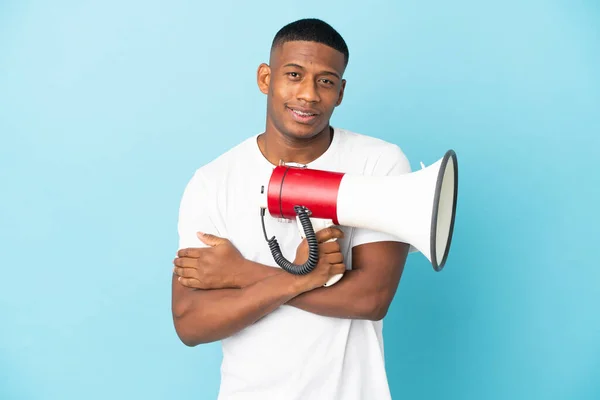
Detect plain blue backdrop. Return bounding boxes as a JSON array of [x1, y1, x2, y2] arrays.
[[1, 1, 599, 399]]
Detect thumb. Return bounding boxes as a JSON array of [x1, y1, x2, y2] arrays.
[[197, 232, 226, 247]]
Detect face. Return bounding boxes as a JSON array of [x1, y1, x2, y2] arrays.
[[257, 40, 347, 141]]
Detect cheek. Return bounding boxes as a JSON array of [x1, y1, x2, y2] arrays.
[[271, 79, 294, 99], [274, 86, 292, 104], [326, 90, 343, 109]]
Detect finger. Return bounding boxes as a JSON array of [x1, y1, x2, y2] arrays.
[[177, 248, 203, 258], [315, 227, 344, 243], [326, 252, 344, 265], [178, 277, 205, 289], [173, 257, 199, 268], [332, 263, 346, 275], [319, 241, 340, 254], [197, 232, 227, 247], [173, 266, 200, 279]]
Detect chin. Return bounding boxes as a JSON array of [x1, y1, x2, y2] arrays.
[[283, 123, 327, 141], [285, 129, 318, 140]]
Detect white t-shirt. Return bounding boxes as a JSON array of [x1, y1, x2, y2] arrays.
[[177, 127, 412, 400]]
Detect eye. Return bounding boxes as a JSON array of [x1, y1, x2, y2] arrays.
[[287, 72, 301, 79], [320, 78, 335, 86]]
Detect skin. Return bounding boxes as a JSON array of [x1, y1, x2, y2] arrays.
[[171, 40, 409, 347], [256, 40, 347, 165]]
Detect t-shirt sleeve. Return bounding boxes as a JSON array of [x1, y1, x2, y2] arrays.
[[177, 170, 221, 251], [350, 145, 412, 248]]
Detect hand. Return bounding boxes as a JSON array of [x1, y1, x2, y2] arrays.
[[292, 227, 346, 291], [173, 232, 246, 290]]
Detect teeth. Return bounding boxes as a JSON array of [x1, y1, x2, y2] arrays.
[[293, 109, 315, 116]]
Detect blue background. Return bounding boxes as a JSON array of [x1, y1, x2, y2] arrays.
[[1, 1, 599, 399]]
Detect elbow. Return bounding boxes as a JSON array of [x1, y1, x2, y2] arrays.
[[172, 300, 212, 347], [175, 327, 198, 347], [179, 335, 204, 348], [364, 293, 392, 321], [173, 310, 200, 347], [369, 304, 389, 321], [174, 317, 214, 347]]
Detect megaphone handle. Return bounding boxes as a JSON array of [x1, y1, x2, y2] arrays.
[[296, 217, 345, 287]]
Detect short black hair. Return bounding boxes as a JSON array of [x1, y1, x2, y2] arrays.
[[271, 18, 349, 66]]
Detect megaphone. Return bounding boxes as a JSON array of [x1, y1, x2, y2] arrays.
[[258, 149, 458, 286]]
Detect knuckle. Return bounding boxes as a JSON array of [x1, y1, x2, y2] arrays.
[[317, 228, 329, 241]]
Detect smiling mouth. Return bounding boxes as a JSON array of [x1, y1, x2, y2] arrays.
[[286, 106, 319, 123]]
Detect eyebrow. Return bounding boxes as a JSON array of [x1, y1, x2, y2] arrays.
[[282, 63, 341, 79]]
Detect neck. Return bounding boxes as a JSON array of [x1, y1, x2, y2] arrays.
[[258, 123, 333, 166]]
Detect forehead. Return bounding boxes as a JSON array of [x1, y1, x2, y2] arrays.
[[271, 40, 346, 74]]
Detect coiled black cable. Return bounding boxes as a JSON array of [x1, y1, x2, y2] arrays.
[[261, 205, 319, 275]]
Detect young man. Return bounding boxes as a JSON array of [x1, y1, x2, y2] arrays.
[[172, 18, 411, 400]]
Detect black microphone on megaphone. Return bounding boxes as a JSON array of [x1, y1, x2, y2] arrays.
[[258, 150, 458, 287]]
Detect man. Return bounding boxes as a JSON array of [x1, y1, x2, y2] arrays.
[[172, 18, 411, 400]]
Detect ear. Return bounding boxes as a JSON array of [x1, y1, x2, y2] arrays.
[[257, 63, 271, 95], [335, 79, 346, 107]]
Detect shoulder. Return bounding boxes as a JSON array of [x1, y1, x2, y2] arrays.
[[178, 134, 259, 203], [334, 127, 412, 175], [187, 134, 258, 184]]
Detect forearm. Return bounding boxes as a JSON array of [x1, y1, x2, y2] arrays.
[[173, 272, 306, 346], [286, 269, 384, 319], [239, 260, 384, 320]]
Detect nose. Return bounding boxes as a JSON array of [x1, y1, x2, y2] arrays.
[[296, 79, 320, 103]]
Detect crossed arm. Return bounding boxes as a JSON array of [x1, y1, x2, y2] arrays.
[[172, 148, 411, 346], [171, 239, 409, 346], [234, 241, 408, 319]]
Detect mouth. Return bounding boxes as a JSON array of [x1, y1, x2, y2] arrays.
[[286, 106, 320, 124]]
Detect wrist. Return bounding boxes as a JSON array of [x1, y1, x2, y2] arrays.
[[236, 258, 283, 288], [233, 258, 253, 288], [235, 258, 314, 296], [284, 273, 314, 297], [257, 263, 313, 296]]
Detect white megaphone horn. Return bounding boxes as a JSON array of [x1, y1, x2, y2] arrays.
[[258, 150, 458, 287]]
